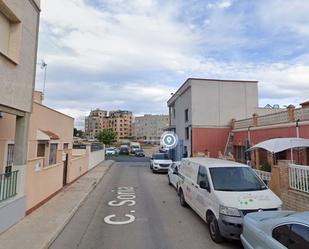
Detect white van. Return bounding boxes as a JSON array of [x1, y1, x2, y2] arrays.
[[178, 157, 282, 243]]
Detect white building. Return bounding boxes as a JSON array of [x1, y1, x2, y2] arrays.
[[167, 78, 258, 159], [134, 114, 169, 142]]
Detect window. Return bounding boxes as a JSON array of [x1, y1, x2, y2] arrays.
[[5, 144, 14, 174], [209, 167, 267, 191], [183, 146, 188, 158], [185, 109, 188, 122], [173, 107, 176, 119], [0, 4, 21, 63], [37, 143, 46, 157], [49, 144, 58, 165], [272, 224, 291, 247], [0, 11, 10, 54], [185, 127, 189, 140], [197, 166, 209, 186], [63, 143, 69, 150], [289, 224, 309, 249]]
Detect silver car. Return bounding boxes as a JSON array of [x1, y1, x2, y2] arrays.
[[241, 211, 309, 249]]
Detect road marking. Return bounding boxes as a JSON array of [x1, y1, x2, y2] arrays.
[[104, 214, 136, 225], [104, 187, 136, 225]]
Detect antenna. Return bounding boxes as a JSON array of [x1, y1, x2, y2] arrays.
[[41, 60, 48, 97]]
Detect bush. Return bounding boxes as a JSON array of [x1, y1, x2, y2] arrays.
[[260, 162, 271, 172]]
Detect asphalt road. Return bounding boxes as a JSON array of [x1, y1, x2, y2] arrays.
[[50, 158, 243, 249]]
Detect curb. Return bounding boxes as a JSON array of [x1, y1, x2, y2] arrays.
[[43, 161, 114, 249]]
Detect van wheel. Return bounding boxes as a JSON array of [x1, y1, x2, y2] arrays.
[[179, 189, 187, 207], [208, 214, 223, 243]]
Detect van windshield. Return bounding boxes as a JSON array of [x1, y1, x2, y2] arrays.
[[209, 167, 267, 191]]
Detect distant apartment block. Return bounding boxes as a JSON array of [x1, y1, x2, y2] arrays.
[[167, 78, 258, 160], [0, 0, 41, 233], [134, 114, 169, 142], [85, 109, 107, 138], [106, 110, 133, 141], [85, 109, 134, 142]]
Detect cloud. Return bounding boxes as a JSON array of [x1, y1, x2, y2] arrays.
[[36, 0, 309, 129]]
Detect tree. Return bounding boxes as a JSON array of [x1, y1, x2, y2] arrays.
[[96, 129, 116, 145], [73, 128, 84, 137]]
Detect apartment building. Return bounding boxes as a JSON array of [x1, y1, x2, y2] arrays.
[[134, 114, 169, 142], [167, 78, 258, 160], [85, 110, 134, 142], [84, 109, 107, 138], [0, 0, 40, 232], [106, 110, 133, 142]]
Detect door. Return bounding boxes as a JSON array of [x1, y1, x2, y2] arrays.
[[63, 154, 68, 186], [195, 165, 211, 219]]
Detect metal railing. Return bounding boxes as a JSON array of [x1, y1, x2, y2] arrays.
[[289, 164, 309, 193], [255, 169, 272, 185], [0, 170, 18, 202]]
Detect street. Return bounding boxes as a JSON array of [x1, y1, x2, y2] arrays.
[[50, 156, 243, 249]]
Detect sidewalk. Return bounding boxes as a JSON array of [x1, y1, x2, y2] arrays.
[[0, 160, 114, 249]]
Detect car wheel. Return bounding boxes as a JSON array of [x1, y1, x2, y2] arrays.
[[179, 189, 187, 207], [168, 175, 172, 186], [208, 214, 223, 243]]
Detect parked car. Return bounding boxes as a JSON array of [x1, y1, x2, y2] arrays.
[[241, 211, 309, 249], [178, 157, 282, 243], [130, 142, 141, 154], [134, 149, 145, 157], [105, 147, 117, 155], [119, 145, 129, 155], [150, 153, 172, 173], [167, 161, 181, 190]]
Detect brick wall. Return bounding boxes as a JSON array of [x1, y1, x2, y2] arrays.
[[281, 190, 309, 211], [270, 160, 309, 211]]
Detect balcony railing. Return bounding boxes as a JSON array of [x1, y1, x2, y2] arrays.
[[257, 111, 289, 126], [289, 164, 309, 193], [234, 107, 309, 130], [0, 170, 19, 202], [294, 108, 309, 122]]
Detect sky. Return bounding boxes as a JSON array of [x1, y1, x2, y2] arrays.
[[36, 0, 309, 129]]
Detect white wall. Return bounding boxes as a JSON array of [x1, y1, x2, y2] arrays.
[[89, 149, 105, 170], [191, 79, 258, 127], [172, 87, 192, 156]]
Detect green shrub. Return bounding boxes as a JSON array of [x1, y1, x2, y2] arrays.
[[260, 162, 271, 172]]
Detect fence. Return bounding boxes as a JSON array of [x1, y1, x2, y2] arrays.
[[255, 169, 272, 185], [289, 164, 309, 193], [0, 170, 18, 202]]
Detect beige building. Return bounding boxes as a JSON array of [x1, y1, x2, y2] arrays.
[[85, 109, 107, 138], [134, 114, 169, 142], [106, 110, 133, 141], [1, 92, 105, 220], [0, 0, 41, 233], [85, 110, 134, 142]]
